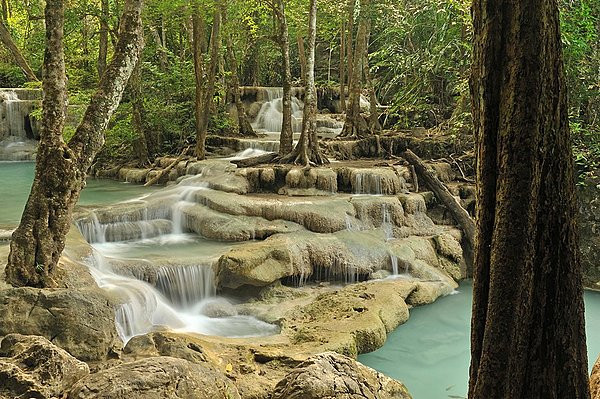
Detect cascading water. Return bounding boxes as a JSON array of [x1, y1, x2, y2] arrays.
[[0, 89, 41, 161], [354, 173, 383, 195], [252, 88, 304, 133], [77, 171, 279, 342]]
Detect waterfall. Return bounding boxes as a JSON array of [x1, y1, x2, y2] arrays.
[[354, 173, 383, 195], [155, 264, 216, 308], [252, 88, 304, 133], [0, 89, 41, 160]]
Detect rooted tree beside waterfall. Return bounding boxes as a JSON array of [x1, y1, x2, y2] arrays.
[[5, 0, 144, 287]]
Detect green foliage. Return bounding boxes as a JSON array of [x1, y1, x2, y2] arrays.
[[0, 63, 26, 87]]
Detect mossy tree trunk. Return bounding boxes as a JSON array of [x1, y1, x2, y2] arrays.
[[340, 0, 369, 138], [222, 2, 255, 138], [274, 0, 293, 155], [97, 0, 109, 78], [280, 0, 326, 166], [5, 0, 144, 288], [0, 19, 38, 81], [195, 6, 221, 159], [468, 0, 590, 396]]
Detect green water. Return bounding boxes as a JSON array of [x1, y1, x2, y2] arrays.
[[0, 161, 157, 226], [359, 281, 600, 399]]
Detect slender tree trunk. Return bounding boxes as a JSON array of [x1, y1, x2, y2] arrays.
[[152, 25, 168, 71], [345, 0, 355, 93], [97, 0, 109, 78], [363, 23, 380, 133], [297, 34, 306, 86], [339, 20, 346, 113], [222, 2, 254, 137], [280, 0, 326, 166], [5, 0, 144, 288], [192, 12, 207, 157], [468, 0, 590, 397], [340, 0, 369, 138], [130, 59, 149, 166], [196, 6, 221, 159], [0, 20, 38, 81], [1, 0, 7, 21], [275, 0, 293, 155]]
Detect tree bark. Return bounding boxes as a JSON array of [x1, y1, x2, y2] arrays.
[[468, 0, 590, 397], [275, 0, 293, 155], [130, 58, 150, 166], [297, 34, 306, 86], [402, 149, 475, 247], [222, 3, 254, 137], [280, 0, 326, 166], [97, 0, 109, 78], [363, 23, 380, 133], [339, 20, 346, 113], [0, 20, 38, 81], [191, 12, 207, 158], [340, 0, 369, 138], [5, 0, 144, 288], [195, 6, 221, 159], [345, 0, 355, 93]]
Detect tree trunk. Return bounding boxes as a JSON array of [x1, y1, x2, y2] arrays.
[[345, 0, 355, 92], [5, 0, 144, 288], [0, 20, 38, 81], [339, 20, 346, 113], [195, 7, 221, 159], [191, 12, 207, 159], [275, 0, 293, 155], [402, 149, 475, 247], [280, 0, 326, 166], [340, 0, 369, 138], [297, 34, 306, 86], [363, 23, 380, 133], [130, 58, 149, 166], [468, 0, 590, 397], [222, 3, 254, 137], [97, 0, 109, 78]]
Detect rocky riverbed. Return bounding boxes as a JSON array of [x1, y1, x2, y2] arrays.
[[0, 152, 473, 398]]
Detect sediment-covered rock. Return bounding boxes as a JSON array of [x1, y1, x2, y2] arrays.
[[67, 357, 240, 399], [272, 352, 412, 399], [0, 334, 89, 399], [0, 287, 122, 361]]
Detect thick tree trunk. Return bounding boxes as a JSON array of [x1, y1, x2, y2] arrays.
[[345, 0, 355, 93], [195, 7, 221, 159], [340, 0, 369, 138], [222, 4, 254, 137], [0, 20, 38, 81], [275, 0, 293, 155], [97, 0, 109, 78], [5, 0, 144, 288], [280, 0, 326, 166], [468, 0, 590, 397]]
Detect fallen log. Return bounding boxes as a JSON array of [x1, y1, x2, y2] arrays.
[[231, 152, 278, 168], [144, 146, 190, 186], [402, 149, 476, 248]]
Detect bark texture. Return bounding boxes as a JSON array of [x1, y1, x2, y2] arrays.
[[279, 0, 326, 166], [0, 20, 38, 81], [340, 0, 369, 138], [97, 0, 109, 78], [468, 0, 590, 397], [275, 0, 293, 155], [5, 0, 144, 288], [195, 7, 221, 159]]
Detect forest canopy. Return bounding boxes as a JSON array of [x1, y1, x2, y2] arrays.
[[0, 0, 597, 174]]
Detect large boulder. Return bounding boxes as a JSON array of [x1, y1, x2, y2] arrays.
[[67, 357, 240, 399], [0, 287, 122, 361], [0, 334, 89, 399], [578, 177, 600, 288], [272, 352, 412, 399]]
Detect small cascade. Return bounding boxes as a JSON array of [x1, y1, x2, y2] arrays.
[[390, 255, 399, 275], [78, 214, 173, 244], [155, 264, 216, 308], [252, 88, 304, 133], [382, 204, 394, 240], [0, 89, 41, 160], [354, 173, 383, 195]]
